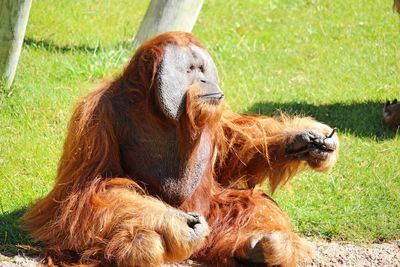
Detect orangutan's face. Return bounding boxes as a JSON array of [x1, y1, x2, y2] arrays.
[[157, 43, 223, 120]]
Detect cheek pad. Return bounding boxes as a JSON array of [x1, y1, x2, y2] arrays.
[[158, 45, 192, 120]]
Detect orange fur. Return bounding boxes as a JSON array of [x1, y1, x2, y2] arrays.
[[216, 112, 339, 191], [23, 32, 338, 267]]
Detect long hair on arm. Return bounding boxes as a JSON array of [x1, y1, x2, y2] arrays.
[[22, 82, 125, 252]]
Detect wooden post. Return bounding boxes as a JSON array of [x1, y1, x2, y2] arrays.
[[133, 0, 204, 46], [0, 0, 32, 88]]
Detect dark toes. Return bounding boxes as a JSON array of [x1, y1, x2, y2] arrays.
[[244, 232, 292, 265], [312, 128, 337, 150], [287, 128, 337, 159], [309, 147, 329, 160], [310, 136, 324, 146], [247, 234, 265, 263], [291, 132, 312, 150], [323, 137, 337, 151], [186, 212, 200, 229], [185, 212, 209, 239]]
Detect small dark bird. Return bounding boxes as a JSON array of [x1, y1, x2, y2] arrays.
[[394, 0, 400, 14], [384, 99, 400, 129]]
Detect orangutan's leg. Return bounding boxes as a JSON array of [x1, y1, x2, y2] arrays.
[[33, 178, 209, 267], [196, 189, 311, 267], [94, 179, 210, 266]]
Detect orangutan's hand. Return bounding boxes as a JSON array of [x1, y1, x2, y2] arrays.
[[286, 126, 339, 171]]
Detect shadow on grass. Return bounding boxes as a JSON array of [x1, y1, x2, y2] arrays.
[[247, 101, 395, 139], [0, 208, 39, 257], [23, 37, 132, 53]]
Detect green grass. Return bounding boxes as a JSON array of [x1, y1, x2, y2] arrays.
[[1, 0, 399, 249]]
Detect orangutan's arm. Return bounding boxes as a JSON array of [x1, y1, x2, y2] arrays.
[[23, 178, 208, 266], [216, 111, 339, 191]]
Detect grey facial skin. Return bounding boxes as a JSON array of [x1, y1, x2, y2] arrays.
[[158, 43, 221, 120], [121, 44, 223, 206]]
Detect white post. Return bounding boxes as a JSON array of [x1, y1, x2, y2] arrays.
[[0, 0, 32, 88], [133, 0, 204, 46]]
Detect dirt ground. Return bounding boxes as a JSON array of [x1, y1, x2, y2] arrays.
[[306, 239, 400, 267], [0, 240, 399, 267]]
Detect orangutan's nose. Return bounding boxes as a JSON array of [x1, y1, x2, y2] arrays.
[[198, 79, 224, 100]]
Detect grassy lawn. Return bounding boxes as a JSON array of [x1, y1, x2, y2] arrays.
[[0, 0, 399, 250]]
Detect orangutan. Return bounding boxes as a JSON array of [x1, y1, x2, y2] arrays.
[[24, 32, 338, 267]]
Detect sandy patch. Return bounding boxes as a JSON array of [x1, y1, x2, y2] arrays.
[[1, 240, 399, 267]]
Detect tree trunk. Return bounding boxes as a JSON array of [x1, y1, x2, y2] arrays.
[[0, 0, 32, 88], [133, 0, 204, 47]]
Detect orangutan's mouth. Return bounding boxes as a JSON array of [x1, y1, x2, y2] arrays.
[[199, 92, 224, 101]]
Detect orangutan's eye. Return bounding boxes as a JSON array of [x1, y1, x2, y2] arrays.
[[187, 65, 195, 73]]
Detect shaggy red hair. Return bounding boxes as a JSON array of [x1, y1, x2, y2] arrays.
[[24, 32, 338, 267]]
